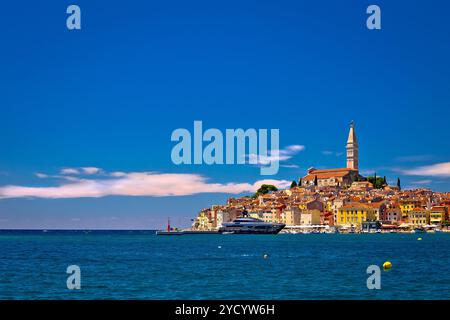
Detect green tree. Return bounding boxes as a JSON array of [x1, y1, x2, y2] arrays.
[[314, 175, 318, 186], [397, 177, 401, 190], [298, 178, 302, 187], [254, 184, 278, 197], [290, 180, 298, 189], [367, 174, 386, 189], [383, 176, 387, 185]]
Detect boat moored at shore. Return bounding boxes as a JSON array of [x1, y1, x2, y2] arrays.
[[218, 217, 285, 234]]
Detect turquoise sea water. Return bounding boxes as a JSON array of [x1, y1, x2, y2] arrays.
[[0, 230, 449, 300]]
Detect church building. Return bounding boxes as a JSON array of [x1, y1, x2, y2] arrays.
[[302, 121, 361, 187]]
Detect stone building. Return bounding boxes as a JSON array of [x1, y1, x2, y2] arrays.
[[302, 121, 361, 188]]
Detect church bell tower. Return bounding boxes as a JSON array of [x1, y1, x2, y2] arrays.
[[346, 121, 359, 170]]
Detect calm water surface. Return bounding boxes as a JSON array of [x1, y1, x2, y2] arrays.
[[0, 230, 449, 299]]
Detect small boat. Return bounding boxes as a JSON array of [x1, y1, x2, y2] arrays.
[[221, 231, 235, 235]]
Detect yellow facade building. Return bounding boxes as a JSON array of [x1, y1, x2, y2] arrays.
[[399, 200, 422, 218], [337, 203, 377, 226], [194, 211, 213, 230], [407, 208, 428, 226], [429, 207, 447, 225]]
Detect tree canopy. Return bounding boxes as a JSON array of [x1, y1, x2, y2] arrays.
[[367, 175, 387, 189], [254, 184, 278, 197]]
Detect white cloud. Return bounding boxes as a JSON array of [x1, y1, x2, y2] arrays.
[[60, 167, 102, 175], [359, 169, 377, 176], [110, 171, 127, 177], [284, 145, 305, 152], [397, 162, 450, 177], [36, 173, 81, 182], [81, 167, 102, 175], [411, 179, 432, 184], [0, 171, 291, 199], [281, 164, 300, 169], [36, 173, 48, 178], [248, 145, 305, 165], [60, 168, 80, 175]]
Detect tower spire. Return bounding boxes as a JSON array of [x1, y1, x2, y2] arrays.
[[346, 121, 359, 170]]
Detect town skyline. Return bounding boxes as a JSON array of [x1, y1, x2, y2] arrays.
[[1, 119, 449, 229], [190, 122, 450, 233], [1, 1, 450, 229]]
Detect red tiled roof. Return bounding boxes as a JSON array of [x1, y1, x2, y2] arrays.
[[303, 172, 350, 180], [341, 202, 375, 210], [309, 168, 357, 174], [368, 202, 385, 208]]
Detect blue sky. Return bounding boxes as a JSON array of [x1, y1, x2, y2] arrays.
[[1, 0, 450, 229]]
